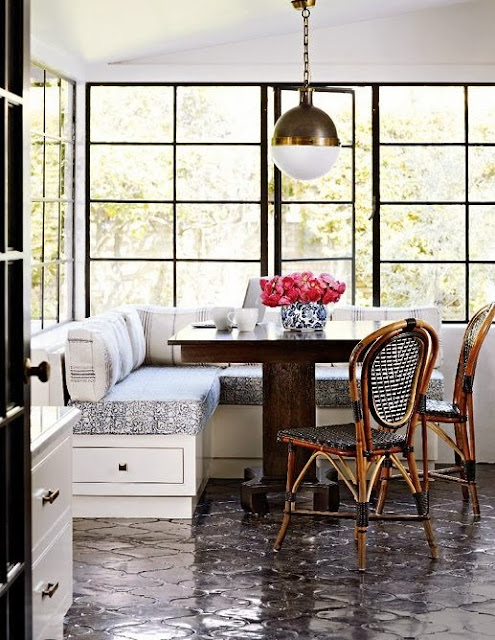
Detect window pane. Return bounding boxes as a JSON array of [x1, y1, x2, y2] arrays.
[[281, 260, 352, 303], [90, 261, 173, 314], [281, 147, 353, 202], [90, 86, 174, 142], [61, 142, 73, 198], [44, 141, 60, 198], [31, 202, 43, 263], [30, 66, 44, 133], [176, 146, 260, 201], [470, 265, 495, 315], [90, 146, 173, 200], [282, 204, 352, 260], [380, 263, 465, 320], [468, 147, 495, 201], [381, 147, 465, 202], [176, 204, 260, 260], [177, 86, 260, 143], [468, 87, 495, 143], [44, 203, 59, 261], [43, 262, 59, 327], [31, 266, 42, 332], [90, 203, 174, 258], [176, 262, 260, 307], [31, 135, 43, 199], [380, 86, 464, 143], [470, 205, 495, 260], [45, 74, 60, 138], [381, 205, 465, 261], [60, 78, 74, 140]]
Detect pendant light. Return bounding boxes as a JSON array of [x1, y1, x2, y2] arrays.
[[271, 0, 340, 181]]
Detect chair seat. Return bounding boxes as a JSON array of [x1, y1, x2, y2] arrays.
[[278, 423, 406, 452], [424, 398, 466, 421]]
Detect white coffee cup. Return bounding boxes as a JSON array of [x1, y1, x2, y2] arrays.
[[212, 306, 234, 331], [228, 307, 258, 332]]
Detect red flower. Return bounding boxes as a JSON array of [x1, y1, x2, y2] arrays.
[[259, 272, 346, 307]]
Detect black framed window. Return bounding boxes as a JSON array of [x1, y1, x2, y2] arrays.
[[87, 82, 495, 323], [376, 84, 495, 321], [30, 65, 75, 333], [88, 84, 267, 314]]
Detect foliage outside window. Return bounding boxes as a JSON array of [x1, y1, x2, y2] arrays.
[[30, 65, 75, 333], [88, 83, 495, 322], [89, 85, 263, 313]]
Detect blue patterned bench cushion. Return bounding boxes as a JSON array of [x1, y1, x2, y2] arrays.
[[70, 366, 221, 436], [219, 365, 444, 407]]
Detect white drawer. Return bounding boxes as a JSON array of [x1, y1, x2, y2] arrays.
[[32, 435, 71, 553], [32, 523, 72, 640], [73, 447, 184, 484]]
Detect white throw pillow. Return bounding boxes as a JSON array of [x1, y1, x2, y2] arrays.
[[89, 312, 134, 380], [113, 306, 146, 370], [331, 304, 443, 366], [65, 320, 122, 402], [135, 305, 211, 365]]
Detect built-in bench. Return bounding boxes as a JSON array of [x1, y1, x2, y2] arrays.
[[33, 302, 445, 518]]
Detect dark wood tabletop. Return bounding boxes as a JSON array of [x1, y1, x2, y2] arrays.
[[168, 320, 385, 364]]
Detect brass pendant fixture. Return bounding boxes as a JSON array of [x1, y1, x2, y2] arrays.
[[271, 0, 340, 181]]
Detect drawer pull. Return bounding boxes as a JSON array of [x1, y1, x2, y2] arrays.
[[42, 489, 60, 505], [118, 463, 127, 471], [41, 582, 59, 599]]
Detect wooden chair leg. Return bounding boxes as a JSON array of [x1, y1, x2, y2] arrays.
[[274, 444, 296, 552], [356, 501, 368, 572], [454, 423, 470, 502], [469, 480, 480, 517], [407, 452, 438, 560], [375, 459, 391, 515]]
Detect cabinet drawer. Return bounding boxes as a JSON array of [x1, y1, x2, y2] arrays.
[[33, 523, 72, 640], [32, 435, 71, 552], [73, 447, 184, 484]]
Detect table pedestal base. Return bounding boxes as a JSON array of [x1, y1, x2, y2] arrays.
[[240, 467, 340, 515]]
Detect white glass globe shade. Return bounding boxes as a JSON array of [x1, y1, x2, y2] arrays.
[[271, 144, 340, 181]]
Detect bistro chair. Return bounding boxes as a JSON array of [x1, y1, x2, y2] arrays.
[[273, 318, 439, 571], [420, 302, 495, 516]]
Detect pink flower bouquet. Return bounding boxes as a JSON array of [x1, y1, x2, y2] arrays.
[[260, 271, 346, 308]]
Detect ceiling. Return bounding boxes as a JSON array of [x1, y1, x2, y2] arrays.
[[31, 0, 473, 66]]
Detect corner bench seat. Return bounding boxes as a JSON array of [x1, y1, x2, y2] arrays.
[[41, 302, 446, 519], [70, 366, 220, 436]]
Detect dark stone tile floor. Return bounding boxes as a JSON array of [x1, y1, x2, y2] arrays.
[[65, 465, 495, 639]]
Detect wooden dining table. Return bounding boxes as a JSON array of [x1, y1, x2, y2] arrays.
[[169, 319, 384, 514]]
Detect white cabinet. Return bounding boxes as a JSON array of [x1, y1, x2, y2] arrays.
[[31, 406, 80, 640]]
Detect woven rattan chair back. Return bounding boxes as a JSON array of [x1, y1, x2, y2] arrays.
[[350, 319, 438, 454], [453, 302, 495, 410]]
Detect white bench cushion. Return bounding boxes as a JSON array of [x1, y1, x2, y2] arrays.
[[70, 366, 221, 436]]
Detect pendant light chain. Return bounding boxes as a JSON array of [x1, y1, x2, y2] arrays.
[[302, 7, 311, 88]]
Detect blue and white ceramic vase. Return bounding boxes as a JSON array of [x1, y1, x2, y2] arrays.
[[280, 301, 327, 331]]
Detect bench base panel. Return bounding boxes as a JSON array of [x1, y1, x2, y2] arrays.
[[72, 493, 205, 519]]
